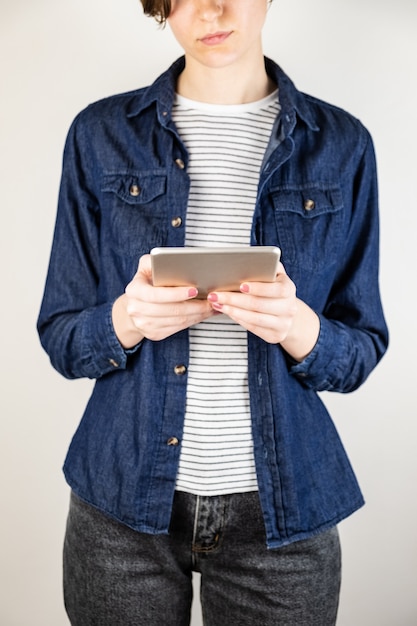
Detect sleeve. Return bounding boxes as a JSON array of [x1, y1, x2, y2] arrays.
[[37, 112, 139, 380], [289, 131, 389, 393]]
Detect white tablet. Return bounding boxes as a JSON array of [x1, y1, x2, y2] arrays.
[[150, 246, 281, 297]]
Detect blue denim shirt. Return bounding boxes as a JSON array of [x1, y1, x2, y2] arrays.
[[37, 57, 388, 548]]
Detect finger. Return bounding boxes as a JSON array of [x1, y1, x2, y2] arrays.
[[129, 302, 216, 341], [127, 253, 199, 303], [239, 264, 295, 299], [126, 280, 199, 305], [127, 298, 209, 320], [215, 304, 294, 344], [208, 287, 296, 317]]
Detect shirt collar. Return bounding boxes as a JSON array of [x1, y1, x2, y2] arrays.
[[126, 56, 319, 133], [126, 57, 185, 123], [264, 57, 320, 132]]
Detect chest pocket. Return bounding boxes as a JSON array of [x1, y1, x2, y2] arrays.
[[272, 185, 343, 272], [101, 171, 167, 256]]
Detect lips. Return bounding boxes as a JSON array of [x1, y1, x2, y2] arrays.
[[199, 31, 232, 46]]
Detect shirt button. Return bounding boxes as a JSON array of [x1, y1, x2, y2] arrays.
[[108, 358, 119, 368], [167, 437, 179, 446], [304, 199, 315, 211], [129, 184, 141, 197], [175, 158, 185, 170], [171, 216, 182, 228], [174, 364, 187, 376]]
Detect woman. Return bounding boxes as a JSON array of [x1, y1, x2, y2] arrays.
[[37, 0, 388, 624]]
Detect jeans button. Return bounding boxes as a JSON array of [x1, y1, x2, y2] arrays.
[[129, 184, 141, 197], [175, 158, 185, 169], [171, 216, 182, 228]]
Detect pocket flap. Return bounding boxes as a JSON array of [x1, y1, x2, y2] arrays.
[[272, 186, 343, 218], [102, 171, 166, 205]]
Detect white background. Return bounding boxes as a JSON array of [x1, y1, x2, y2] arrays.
[[1, 0, 416, 624]]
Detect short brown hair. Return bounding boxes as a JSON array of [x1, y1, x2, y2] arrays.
[[140, 0, 273, 24], [140, 0, 172, 24]]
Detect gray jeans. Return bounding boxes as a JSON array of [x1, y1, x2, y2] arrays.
[[64, 491, 341, 625]]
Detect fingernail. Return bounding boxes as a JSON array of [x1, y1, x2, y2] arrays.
[[240, 283, 250, 293], [207, 293, 218, 302], [188, 287, 198, 298]]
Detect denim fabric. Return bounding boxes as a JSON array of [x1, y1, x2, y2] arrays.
[[64, 491, 341, 626], [37, 57, 389, 548]]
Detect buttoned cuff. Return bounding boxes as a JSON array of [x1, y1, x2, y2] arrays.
[[82, 301, 142, 378], [288, 314, 345, 391]]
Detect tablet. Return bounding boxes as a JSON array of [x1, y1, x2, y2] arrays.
[[150, 246, 281, 297]]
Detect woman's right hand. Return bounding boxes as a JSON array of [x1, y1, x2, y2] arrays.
[[112, 253, 215, 348]]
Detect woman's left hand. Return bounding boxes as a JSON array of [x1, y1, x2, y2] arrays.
[[207, 262, 320, 361]]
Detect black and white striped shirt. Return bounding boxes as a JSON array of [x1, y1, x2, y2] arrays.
[[172, 90, 280, 495]]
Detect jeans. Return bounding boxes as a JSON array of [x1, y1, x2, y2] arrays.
[[64, 491, 341, 625]]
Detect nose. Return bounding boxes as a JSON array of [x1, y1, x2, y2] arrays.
[[197, 0, 224, 20]]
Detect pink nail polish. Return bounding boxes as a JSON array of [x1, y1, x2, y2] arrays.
[[240, 283, 250, 293], [188, 287, 198, 298], [207, 293, 218, 302]]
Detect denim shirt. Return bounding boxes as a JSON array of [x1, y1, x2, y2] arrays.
[[37, 57, 388, 548]]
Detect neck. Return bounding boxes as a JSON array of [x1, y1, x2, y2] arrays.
[[176, 55, 275, 105]]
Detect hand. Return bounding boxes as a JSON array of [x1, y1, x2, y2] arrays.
[[207, 262, 320, 361], [112, 254, 215, 348]]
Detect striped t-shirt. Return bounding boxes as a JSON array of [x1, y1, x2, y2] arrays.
[[172, 90, 280, 496]]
